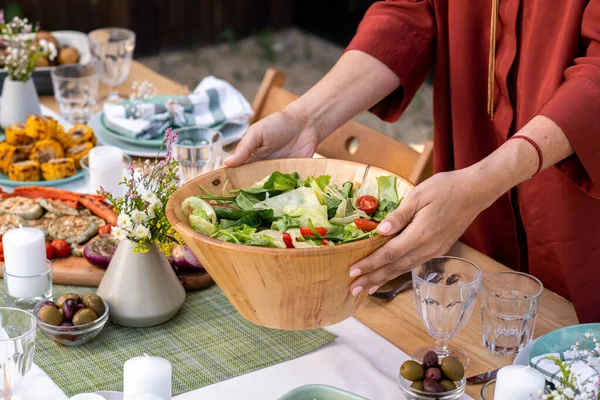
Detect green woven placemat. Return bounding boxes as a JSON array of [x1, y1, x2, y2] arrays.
[[0, 282, 336, 397]]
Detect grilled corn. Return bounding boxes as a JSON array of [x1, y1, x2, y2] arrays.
[[41, 157, 76, 180], [25, 115, 58, 140], [8, 160, 41, 182], [5, 123, 33, 145], [0, 142, 30, 173], [29, 139, 64, 163], [68, 124, 96, 146], [66, 142, 93, 169]]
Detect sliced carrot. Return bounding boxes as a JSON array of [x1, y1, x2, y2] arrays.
[[80, 195, 117, 225], [13, 187, 106, 203]]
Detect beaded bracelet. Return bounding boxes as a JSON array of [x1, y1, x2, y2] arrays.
[[509, 135, 543, 176]]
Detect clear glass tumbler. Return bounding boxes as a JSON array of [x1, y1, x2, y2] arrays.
[[51, 64, 99, 124], [88, 28, 136, 103], [172, 126, 223, 182], [480, 271, 543, 356], [412, 257, 481, 368], [3, 260, 52, 311], [0, 307, 36, 398]]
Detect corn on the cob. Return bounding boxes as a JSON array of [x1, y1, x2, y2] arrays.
[[0, 142, 30, 174], [25, 115, 58, 140], [29, 139, 64, 164], [55, 124, 70, 148], [41, 158, 76, 180], [68, 124, 96, 146], [5, 123, 33, 145], [66, 142, 93, 169], [8, 160, 40, 181]]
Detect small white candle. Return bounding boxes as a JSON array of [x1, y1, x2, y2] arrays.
[[87, 146, 126, 197], [123, 355, 172, 400], [494, 365, 546, 399]]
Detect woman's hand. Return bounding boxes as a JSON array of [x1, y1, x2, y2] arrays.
[[349, 169, 497, 296], [224, 110, 320, 167]]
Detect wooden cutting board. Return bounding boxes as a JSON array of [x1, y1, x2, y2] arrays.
[[0, 256, 214, 291]]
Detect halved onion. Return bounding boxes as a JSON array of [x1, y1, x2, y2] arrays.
[[171, 245, 203, 270], [83, 234, 118, 268]]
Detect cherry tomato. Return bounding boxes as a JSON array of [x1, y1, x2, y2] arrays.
[[98, 225, 112, 235], [0, 242, 4, 262], [44, 242, 55, 259], [321, 239, 329, 246], [354, 218, 379, 232], [356, 195, 378, 215], [300, 227, 328, 237], [51, 239, 71, 258], [282, 232, 294, 248]]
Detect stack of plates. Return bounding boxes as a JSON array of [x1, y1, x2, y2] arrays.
[[91, 96, 248, 158]]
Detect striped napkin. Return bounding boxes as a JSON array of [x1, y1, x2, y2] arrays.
[[103, 76, 253, 140], [531, 350, 600, 394]]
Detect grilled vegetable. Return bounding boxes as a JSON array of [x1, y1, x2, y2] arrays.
[[29, 139, 64, 164], [0, 214, 25, 235], [8, 160, 40, 182], [48, 215, 98, 244], [5, 123, 33, 145], [54, 124, 70, 148], [83, 234, 118, 268], [171, 245, 203, 270], [25, 115, 58, 140], [51, 239, 71, 258], [86, 215, 107, 227], [66, 142, 93, 169], [0, 196, 43, 219], [40, 158, 76, 180], [37, 198, 79, 216], [67, 124, 95, 146], [26, 213, 57, 238], [0, 142, 30, 174]]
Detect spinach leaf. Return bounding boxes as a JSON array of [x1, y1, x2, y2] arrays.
[[340, 181, 353, 198], [263, 171, 301, 192], [235, 191, 262, 211], [213, 205, 246, 220], [271, 215, 301, 231], [324, 223, 345, 241], [326, 197, 342, 219], [232, 209, 275, 228]]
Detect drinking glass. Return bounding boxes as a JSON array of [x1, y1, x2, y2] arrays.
[[88, 28, 136, 103], [172, 126, 223, 182], [51, 64, 99, 123], [412, 257, 481, 368], [480, 272, 543, 356], [0, 307, 36, 398]]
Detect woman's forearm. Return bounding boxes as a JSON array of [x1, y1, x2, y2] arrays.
[[467, 115, 575, 207], [285, 50, 401, 141]]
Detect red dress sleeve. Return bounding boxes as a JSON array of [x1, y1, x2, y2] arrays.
[[345, 0, 436, 122], [536, 1, 600, 198]]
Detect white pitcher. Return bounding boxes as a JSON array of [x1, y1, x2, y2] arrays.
[[0, 78, 41, 129]]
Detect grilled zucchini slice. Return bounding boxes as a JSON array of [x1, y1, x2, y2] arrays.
[[26, 213, 57, 238], [8, 160, 41, 182], [29, 140, 64, 164], [0, 214, 25, 235], [40, 158, 76, 181], [37, 198, 79, 216], [66, 142, 93, 169], [25, 115, 58, 140], [5, 123, 34, 145], [0, 196, 44, 220], [48, 215, 98, 244]]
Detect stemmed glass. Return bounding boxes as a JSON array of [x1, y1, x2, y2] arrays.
[[88, 28, 136, 103], [0, 307, 36, 397], [412, 257, 481, 368]]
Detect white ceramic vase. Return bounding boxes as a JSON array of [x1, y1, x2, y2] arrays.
[[0, 78, 41, 129], [96, 239, 186, 327]]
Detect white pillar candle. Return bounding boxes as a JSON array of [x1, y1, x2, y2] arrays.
[[87, 146, 126, 197], [3, 227, 50, 299], [494, 365, 546, 399], [123, 355, 172, 400]]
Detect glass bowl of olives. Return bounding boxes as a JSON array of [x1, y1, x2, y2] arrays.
[[33, 292, 109, 346], [397, 352, 466, 400]]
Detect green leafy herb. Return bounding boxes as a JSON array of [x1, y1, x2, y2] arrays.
[[271, 215, 301, 231], [263, 171, 301, 192]]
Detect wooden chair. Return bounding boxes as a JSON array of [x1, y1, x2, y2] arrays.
[[251, 68, 434, 185]]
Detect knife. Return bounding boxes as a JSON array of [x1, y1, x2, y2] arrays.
[[466, 368, 499, 384]]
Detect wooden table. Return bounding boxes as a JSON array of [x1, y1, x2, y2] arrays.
[[40, 61, 580, 398]]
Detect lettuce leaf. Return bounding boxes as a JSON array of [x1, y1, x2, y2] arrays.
[[254, 187, 321, 216], [189, 210, 216, 235], [211, 225, 256, 244], [249, 230, 286, 248], [342, 222, 378, 243], [271, 215, 301, 231], [182, 197, 216, 223]]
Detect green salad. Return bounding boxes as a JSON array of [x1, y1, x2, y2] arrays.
[[181, 171, 402, 248]]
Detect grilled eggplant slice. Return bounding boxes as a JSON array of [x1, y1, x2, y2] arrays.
[[37, 198, 79, 216], [48, 215, 98, 244], [26, 213, 57, 238], [0, 196, 44, 220], [0, 214, 25, 235]]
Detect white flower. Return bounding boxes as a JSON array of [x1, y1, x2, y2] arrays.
[[117, 213, 132, 228], [131, 210, 148, 225], [134, 225, 151, 239], [142, 191, 160, 204], [147, 202, 159, 219], [111, 226, 128, 241], [39, 39, 57, 60]]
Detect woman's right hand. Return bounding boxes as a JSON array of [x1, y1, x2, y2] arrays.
[[224, 110, 320, 167]]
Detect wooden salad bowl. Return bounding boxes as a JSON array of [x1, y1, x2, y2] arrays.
[[166, 158, 414, 330]]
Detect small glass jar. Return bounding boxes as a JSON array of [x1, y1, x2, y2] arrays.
[[3, 260, 52, 311]]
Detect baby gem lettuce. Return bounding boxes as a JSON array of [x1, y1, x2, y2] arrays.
[[181, 171, 403, 248]]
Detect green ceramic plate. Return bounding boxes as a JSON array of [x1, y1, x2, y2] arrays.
[[278, 385, 367, 400], [0, 169, 84, 187], [528, 323, 600, 365]]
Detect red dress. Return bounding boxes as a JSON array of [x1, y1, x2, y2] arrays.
[[346, 0, 600, 322]]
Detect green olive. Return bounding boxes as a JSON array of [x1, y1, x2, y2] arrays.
[[81, 293, 94, 304], [72, 309, 98, 326], [57, 293, 80, 308], [441, 356, 464, 381], [37, 305, 63, 326], [410, 381, 425, 391], [400, 360, 425, 381], [82, 294, 105, 317], [440, 380, 457, 392]]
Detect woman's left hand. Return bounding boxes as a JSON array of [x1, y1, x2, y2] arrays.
[[349, 169, 497, 296]]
